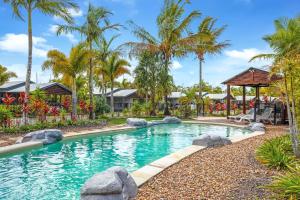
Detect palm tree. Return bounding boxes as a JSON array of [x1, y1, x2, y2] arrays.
[[101, 53, 130, 116], [42, 43, 89, 119], [125, 0, 202, 115], [94, 35, 121, 99], [134, 52, 163, 115], [0, 64, 17, 85], [250, 16, 300, 157], [57, 4, 120, 119], [193, 17, 230, 116], [4, 0, 77, 121]]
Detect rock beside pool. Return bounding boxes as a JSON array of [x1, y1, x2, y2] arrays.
[[81, 166, 137, 200], [127, 118, 147, 127], [162, 116, 181, 124], [147, 120, 163, 127], [192, 134, 232, 148], [248, 122, 266, 132], [17, 129, 63, 145]]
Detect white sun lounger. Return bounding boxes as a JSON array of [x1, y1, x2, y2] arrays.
[[257, 107, 274, 124], [229, 109, 254, 121]]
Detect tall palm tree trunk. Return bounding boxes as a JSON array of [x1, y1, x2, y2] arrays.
[[110, 79, 114, 117], [163, 59, 170, 116], [198, 57, 204, 116], [284, 74, 300, 158], [88, 42, 94, 119], [150, 88, 156, 116], [24, 6, 33, 125], [71, 77, 77, 120]]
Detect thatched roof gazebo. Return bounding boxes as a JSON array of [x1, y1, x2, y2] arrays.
[[222, 67, 281, 121]]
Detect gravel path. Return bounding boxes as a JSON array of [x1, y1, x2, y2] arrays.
[[136, 126, 287, 200]]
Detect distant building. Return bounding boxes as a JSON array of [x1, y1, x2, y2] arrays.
[[105, 89, 141, 112], [0, 81, 72, 105]]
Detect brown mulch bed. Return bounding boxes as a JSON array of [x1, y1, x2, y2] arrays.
[[136, 125, 288, 200]]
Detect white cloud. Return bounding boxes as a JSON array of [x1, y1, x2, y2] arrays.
[[7, 64, 51, 83], [0, 33, 52, 57], [224, 48, 263, 61], [68, 8, 83, 17], [53, 8, 83, 21], [171, 60, 183, 70], [49, 25, 78, 43]]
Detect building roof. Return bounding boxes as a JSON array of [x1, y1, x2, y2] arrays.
[[222, 67, 281, 87], [234, 95, 256, 101], [108, 89, 137, 97], [0, 81, 34, 92], [203, 93, 234, 100], [168, 92, 186, 99], [94, 87, 119, 95], [235, 95, 277, 102], [168, 92, 208, 99], [7, 82, 72, 95]]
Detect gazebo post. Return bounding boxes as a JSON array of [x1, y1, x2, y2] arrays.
[[226, 84, 231, 118], [242, 86, 246, 114]]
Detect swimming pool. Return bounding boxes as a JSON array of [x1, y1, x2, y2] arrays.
[[0, 123, 250, 200]]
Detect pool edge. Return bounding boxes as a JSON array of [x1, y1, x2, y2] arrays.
[[130, 129, 265, 188], [0, 125, 136, 156]]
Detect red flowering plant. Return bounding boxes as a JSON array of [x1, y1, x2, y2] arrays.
[[1, 93, 16, 108], [209, 103, 214, 114], [231, 103, 238, 114], [62, 97, 71, 112], [215, 103, 221, 113], [263, 95, 269, 104], [50, 106, 60, 122], [249, 99, 255, 109], [39, 102, 50, 122], [18, 92, 28, 105]]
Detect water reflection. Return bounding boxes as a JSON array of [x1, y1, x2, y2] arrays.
[[0, 123, 250, 200]]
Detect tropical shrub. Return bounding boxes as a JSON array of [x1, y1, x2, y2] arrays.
[[95, 97, 110, 116], [266, 166, 300, 199], [0, 119, 107, 134], [0, 106, 13, 127], [122, 108, 130, 117], [256, 135, 296, 170], [178, 96, 193, 118], [131, 101, 142, 117]]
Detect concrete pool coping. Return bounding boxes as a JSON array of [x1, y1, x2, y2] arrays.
[[0, 125, 136, 156], [130, 129, 265, 187], [0, 120, 248, 156], [0, 120, 265, 187]]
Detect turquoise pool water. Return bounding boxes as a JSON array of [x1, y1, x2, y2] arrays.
[[0, 123, 250, 200]]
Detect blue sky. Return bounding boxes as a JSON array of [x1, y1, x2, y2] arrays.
[[0, 0, 299, 87]]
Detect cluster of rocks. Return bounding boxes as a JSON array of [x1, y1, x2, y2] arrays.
[[192, 134, 232, 148], [80, 166, 137, 200], [16, 129, 63, 145], [247, 122, 266, 132], [126, 116, 181, 127]]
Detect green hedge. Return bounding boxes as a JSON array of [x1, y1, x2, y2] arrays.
[[0, 119, 106, 134]]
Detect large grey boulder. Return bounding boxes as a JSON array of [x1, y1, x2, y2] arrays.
[[162, 116, 181, 124], [192, 134, 232, 148], [126, 118, 147, 127], [81, 166, 137, 200], [248, 122, 266, 132], [17, 129, 63, 145]]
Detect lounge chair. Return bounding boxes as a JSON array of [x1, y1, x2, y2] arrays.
[[229, 109, 254, 121], [235, 112, 254, 123], [257, 107, 274, 124]]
